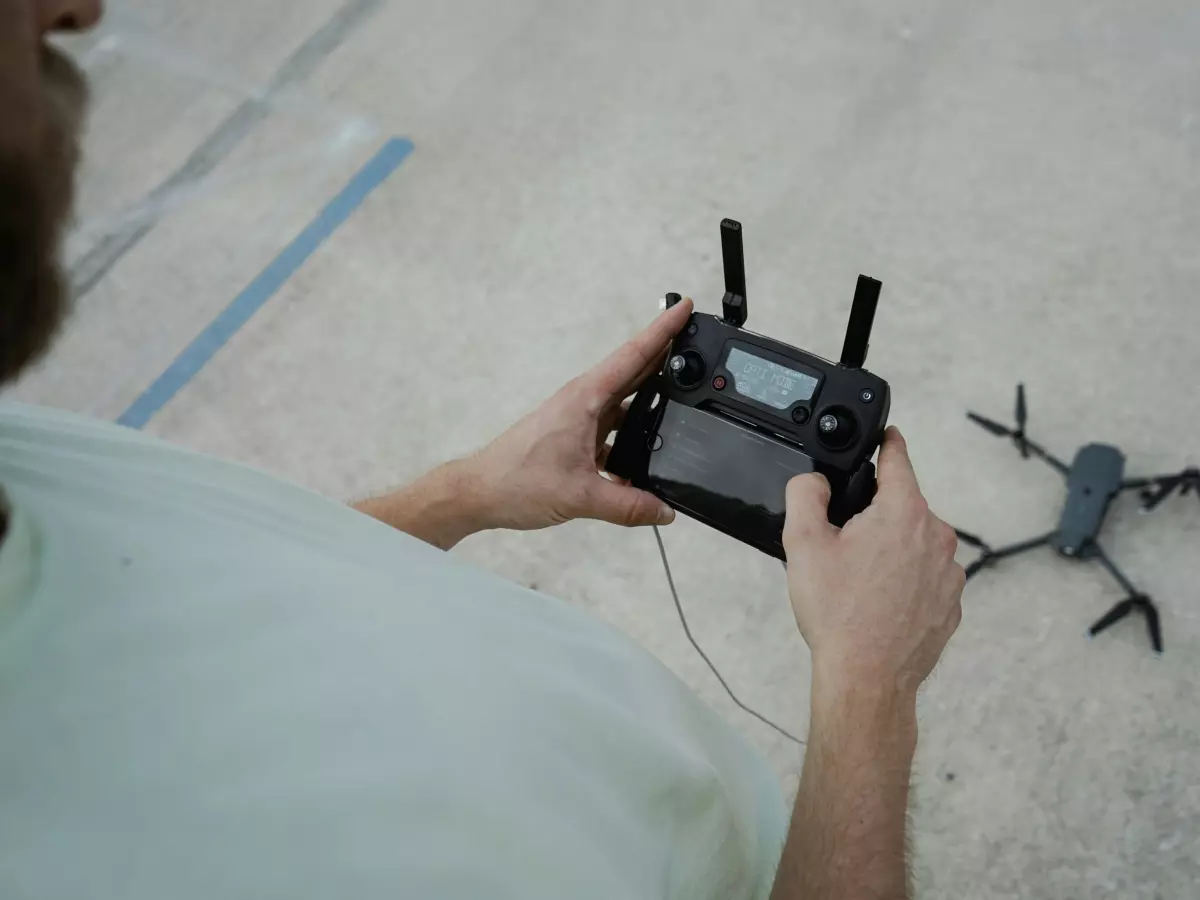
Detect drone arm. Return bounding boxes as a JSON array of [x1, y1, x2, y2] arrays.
[[1022, 437, 1069, 477], [955, 529, 1055, 579], [1120, 477, 1154, 490], [988, 531, 1057, 561], [1121, 473, 1182, 491], [1089, 540, 1138, 595]]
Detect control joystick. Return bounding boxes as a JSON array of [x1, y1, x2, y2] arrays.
[[668, 350, 706, 389], [817, 408, 858, 449]]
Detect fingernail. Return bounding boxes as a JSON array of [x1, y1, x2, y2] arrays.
[[657, 504, 676, 525]]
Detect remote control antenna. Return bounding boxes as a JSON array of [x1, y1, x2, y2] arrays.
[[720, 218, 748, 327], [839, 274, 882, 369]]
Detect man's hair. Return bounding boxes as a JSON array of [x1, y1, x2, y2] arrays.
[[0, 43, 86, 385], [0, 153, 69, 383]]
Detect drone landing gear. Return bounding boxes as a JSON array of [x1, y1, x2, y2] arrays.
[[1088, 542, 1163, 654], [1088, 596, 1162, 654]]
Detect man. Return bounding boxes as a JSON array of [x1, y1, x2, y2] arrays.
[[0, 2, 966, 898]]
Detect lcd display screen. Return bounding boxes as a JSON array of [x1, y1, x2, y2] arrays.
[[725, 346, 819, 409]]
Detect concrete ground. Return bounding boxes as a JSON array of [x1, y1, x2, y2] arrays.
[[11, 1, 1200, 896]]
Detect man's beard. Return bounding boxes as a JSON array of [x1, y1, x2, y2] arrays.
[[0, 43, 88, 385]]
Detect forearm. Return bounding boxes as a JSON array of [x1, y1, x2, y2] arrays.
[[353, 458, 494, 550], [770, 670, 918, 900]]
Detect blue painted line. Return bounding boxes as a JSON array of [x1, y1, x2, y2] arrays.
[[117, 136, 415, 430]]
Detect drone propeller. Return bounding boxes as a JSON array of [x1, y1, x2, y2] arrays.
[[966, 384, 1035, 458], [1015, 383, 1029, 458], [1139, 467, 1200, 512], [954, 529, 989, 549], [966, 412, 1013, 437]]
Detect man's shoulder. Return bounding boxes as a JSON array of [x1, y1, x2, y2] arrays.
[[0, 401, 441, 570]]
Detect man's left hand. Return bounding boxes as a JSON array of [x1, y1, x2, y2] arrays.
[[465, 297, 693, 531], [355, 298, 692, 548]]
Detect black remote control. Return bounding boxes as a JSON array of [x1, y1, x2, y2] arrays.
[[606, 218, 890, 560]]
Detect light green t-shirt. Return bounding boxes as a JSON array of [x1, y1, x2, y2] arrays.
[[0, 402, 787, 899]]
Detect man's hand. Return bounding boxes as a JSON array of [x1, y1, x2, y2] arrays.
[[354, 298, 692, 548], [463, 298, 692, 533], [783, 425, 965, 697], [770, 426, 965, 900]]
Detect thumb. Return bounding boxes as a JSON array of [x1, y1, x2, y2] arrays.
[[783, 473, 839, 553], [585, 478, 676, 527]]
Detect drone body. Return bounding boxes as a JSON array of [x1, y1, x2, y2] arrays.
[[1056, 442, 1124, 555], [955, 384, 1199, 655]]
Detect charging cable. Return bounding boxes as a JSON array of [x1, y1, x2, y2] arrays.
[[652, 526, 805, 746]]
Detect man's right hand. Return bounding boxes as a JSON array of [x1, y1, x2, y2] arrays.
[[771, 427, 964, 900], [783, 425, 965, 699]]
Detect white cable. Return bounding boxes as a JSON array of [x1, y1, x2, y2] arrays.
[[652, 525, 805, 746]]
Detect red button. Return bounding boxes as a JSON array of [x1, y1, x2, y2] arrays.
[[712, 375, 726, 390]]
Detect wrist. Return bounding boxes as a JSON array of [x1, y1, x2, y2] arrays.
[[354, 457, 499, 550], [420, 456, 500, 545], [810, 660, 919, 749], [441, 454, 503, 533]]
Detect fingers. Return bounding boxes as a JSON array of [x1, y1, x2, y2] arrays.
[[587, 297, 694, 401], [783, 473, 839, 552], [584, 477, 675, 527], [876, 426, 922, 500]]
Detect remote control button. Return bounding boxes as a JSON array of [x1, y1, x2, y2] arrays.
[[712, 375, 726, 390], [791, 406, 810, 425], [686, 322, 699, 336], [859, 388, 875, 403], [669, 349, 706, 389], [664, 292, 682, 309], [818, 414, 838, 433]]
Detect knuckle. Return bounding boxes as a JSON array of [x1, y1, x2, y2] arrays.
[[937, 521, 959, 555], [949, 563, 967, 594], [612, 490, 648, 526]]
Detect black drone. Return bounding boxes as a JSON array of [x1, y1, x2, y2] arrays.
[[954, 384, 1198, 654]]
